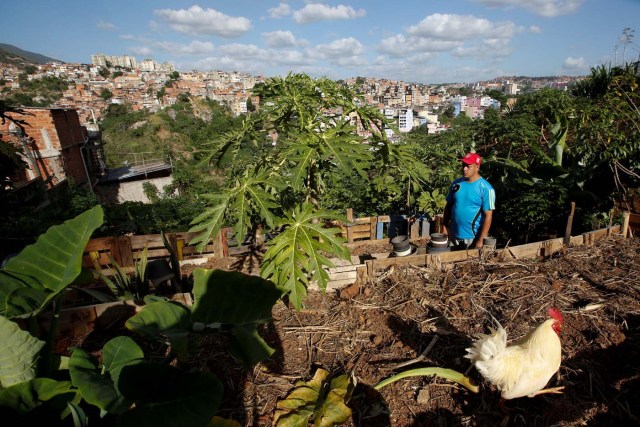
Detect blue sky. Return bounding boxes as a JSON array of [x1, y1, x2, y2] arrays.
[[2, 1, 640, 84]]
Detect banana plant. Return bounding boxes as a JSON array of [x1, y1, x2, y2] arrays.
[[0, 206, 103, 421], [0, 207, 283, 426], [125, 269, 284, 367]]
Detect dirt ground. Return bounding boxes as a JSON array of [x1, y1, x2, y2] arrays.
[[181, 235, 640, 427], [78, 235, 640, 426]]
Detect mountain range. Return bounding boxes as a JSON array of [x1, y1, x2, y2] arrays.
[[0, 43, 61, 66]]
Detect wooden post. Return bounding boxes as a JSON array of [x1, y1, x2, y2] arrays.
[[346, 208, 354, 222], [176, 239, 185, 261], [434, 214, 442, 233], [622, 211, 630, 238], [346, 226, 354, 243], [112, 236, 133, 267], [564, 201, 576, 246], [410, 220, 419, 240], [370, 216, 378, 240]]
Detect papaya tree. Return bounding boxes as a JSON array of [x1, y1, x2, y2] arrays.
[[190, 73, 429, 309]]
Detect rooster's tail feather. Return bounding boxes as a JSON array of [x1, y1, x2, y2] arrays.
[[465, 326, 507, 363]]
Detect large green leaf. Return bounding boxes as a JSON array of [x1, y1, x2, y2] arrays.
[[69, 336, 144, 414], [229, 324, 276, 369], [0, 378, 79, 419], [191, 269, 283, 325], [273, 368, 354, 427], [374, 367, 479, 393], [0, 205, 104, 318], [260, 204, 350, 310], [116, 362, 223, 427], [125, 300, 192, 360], [188, 194, 230, 252], [0, 315, 45, 388]]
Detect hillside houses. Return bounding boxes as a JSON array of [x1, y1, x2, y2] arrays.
[[1, 54, 585, 138]]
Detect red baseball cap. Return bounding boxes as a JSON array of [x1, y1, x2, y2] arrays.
[[460, 152, 482, 165]]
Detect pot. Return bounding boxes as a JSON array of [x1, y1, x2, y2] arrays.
[[390, 235, 413, 256], [429, 233, 449, 248]]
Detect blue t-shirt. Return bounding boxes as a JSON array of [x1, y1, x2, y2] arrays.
[[446, 177, 496, 240]]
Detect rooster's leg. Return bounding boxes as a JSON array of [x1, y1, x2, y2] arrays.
[[531, 386, 565, 397]]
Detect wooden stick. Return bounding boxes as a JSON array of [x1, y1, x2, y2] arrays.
[[564, 201, 576, 246]]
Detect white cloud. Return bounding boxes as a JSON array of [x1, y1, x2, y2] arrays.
[[269, 50, 313, 66], [120, 34, 136, 40], [562, 56, 587, 72], [377, 13, 517, 66], [472, 0, 584, 17], [293, 4, 366, 24], [130, 47, 153, 56], [311, 37, 367, 68], [529, 25, 542, 33], [155, 40, 215, 56], [378, 34, 462, 56], [154, 6, 251, 38], [314, 37, 364, 58], [218, 44, 267, 59], [263, 30, 298, 48], [268, 3, 292, 19], [97, 20, 116, 31], [407, 14, 517, 40]]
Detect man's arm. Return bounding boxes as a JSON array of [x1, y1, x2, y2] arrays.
[[474, 210, 493, 248], [442, 201, 452, 235]]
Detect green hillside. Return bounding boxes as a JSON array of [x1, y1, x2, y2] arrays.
[[0, 43, 61, 66]]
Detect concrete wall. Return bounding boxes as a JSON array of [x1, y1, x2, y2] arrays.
[[97, 176, 174, 203]]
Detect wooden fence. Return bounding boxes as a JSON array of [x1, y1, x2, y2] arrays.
[[82, 209, 437, 269]]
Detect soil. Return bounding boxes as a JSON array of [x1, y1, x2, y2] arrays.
[[78, 235, 640, 426]]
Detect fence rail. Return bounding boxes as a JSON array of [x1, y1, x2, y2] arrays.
[[83, 209, 435, 269]]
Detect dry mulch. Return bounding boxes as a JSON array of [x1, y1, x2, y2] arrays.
[[74, 235, 640, 426], [187, 235, 640, 426]]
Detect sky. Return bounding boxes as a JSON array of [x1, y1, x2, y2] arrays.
[[2, 1, 640, 84]]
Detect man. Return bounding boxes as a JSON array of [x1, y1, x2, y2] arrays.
[[442, 152, 495, 250]]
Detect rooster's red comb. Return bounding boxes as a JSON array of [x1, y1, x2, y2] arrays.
[[548, 307, 563, 323]]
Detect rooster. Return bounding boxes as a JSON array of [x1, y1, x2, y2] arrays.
[[465, 307, 564, 399]]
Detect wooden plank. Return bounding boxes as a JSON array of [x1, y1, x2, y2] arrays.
[[420, 219, 430, 238], [370, 217, 378, 240], [130, 234, 165, 248], [410, 221, 419, 240], [347, 208, 354, 222], [113, 236, 133, 267], [227, 245, 251, 256], [351, 232, 371, 241], [328, 271, 358, 281], [328, 265, 361, 274], [346, 226, 354, 243], [350, 224, 371, 233], [85, 237, 113, 252]]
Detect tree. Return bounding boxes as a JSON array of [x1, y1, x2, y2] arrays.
[[484, 89, 507, 109], [190, 73, 429, 308], [100, 88, 113, 101], [98, 67, 110, 78], [246, 97, 256, 112]]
